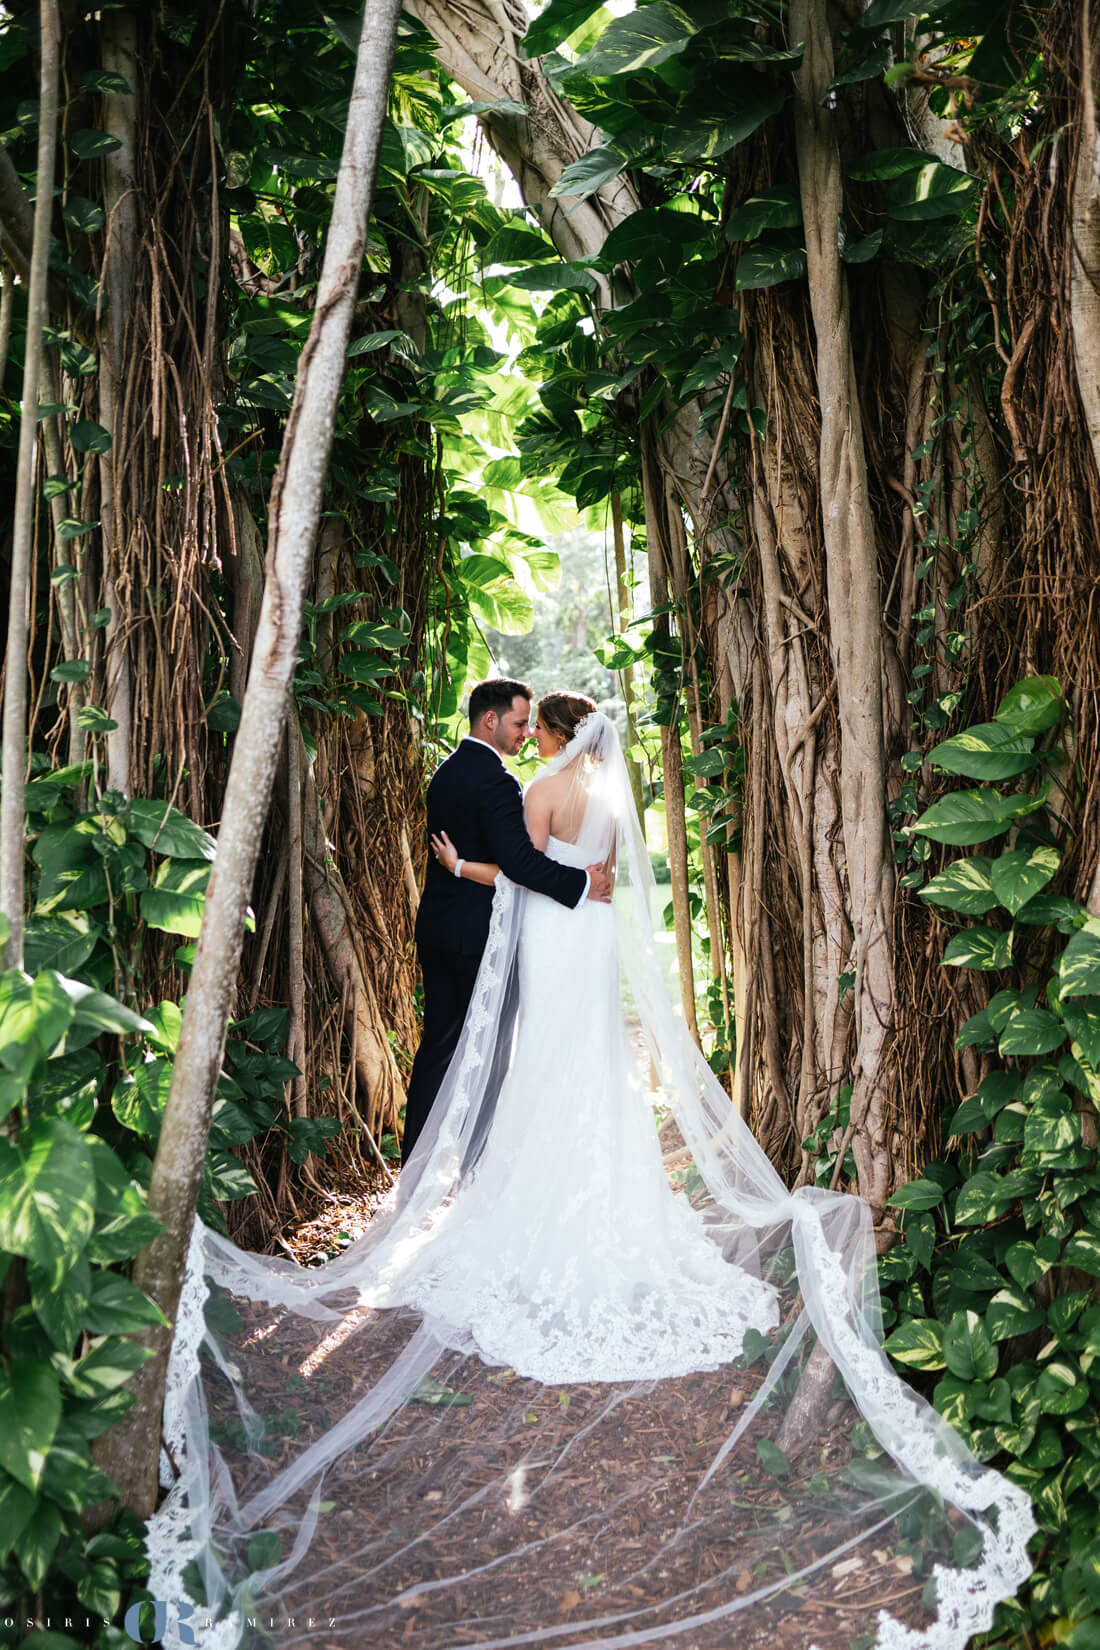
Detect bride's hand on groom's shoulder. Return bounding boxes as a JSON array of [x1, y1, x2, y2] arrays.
[[586, 865, 612, 902]]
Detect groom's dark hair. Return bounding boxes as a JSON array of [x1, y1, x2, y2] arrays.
[[468, 677, 532, 726]]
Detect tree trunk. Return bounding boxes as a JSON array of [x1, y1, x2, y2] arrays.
[[302, 765, 403, 1141], [403, 0, 640, 281], [1071, 1, 1100, 485], [1, 0, 60, 968], [98, 8, 139, 797], [0, 261, 13, 390], [790, 0, 896, 1213], [93, 0, 405, 1517]]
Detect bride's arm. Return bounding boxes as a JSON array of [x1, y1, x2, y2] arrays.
[[430, 831, 499, 885]]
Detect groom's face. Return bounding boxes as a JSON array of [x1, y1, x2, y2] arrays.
[[489, 696, 532, 756]]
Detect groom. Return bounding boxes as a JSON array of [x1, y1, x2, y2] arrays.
[[401, 677, 611, 1165]]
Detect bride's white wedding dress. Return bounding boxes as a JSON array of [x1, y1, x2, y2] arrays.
[[148, 710, 1036, 1650], [362, 826, 779, 1383]]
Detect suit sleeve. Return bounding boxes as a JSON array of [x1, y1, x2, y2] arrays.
[[480, 768, 587, 909]]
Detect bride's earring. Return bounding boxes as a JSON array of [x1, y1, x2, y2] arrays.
[[557, 735, 567, 752]]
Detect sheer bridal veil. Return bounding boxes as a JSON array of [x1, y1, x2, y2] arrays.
[[147, 712, 1034, 1649]]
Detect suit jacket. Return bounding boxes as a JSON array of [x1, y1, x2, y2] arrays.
[[415, 738, 587, 957]]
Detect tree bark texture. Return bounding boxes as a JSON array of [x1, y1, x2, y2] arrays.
[[789, 0, 896, 1212], [1071, 1, 1100, 487], [96, 0, 405, 1518], [1, 0, 60, 969]]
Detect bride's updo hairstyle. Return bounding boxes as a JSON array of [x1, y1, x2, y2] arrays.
[[537, 690, 597, 748]]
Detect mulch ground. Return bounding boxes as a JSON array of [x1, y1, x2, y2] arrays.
[[192, 1163, 956, 1650]]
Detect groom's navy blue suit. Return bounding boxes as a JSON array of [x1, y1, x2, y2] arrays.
[[402, 737, 587, 1165]]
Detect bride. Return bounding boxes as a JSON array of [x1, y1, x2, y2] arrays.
[[149, 690, 1036, 1650], [362, 691, 781, 1384]]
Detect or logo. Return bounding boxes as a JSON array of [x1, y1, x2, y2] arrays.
[[123, 1599, 196, 1645]]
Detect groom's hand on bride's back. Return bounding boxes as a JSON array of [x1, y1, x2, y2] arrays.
[[585, 866, 612, 902]]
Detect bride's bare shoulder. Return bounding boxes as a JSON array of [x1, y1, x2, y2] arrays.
[[523, 769, 567, 809]]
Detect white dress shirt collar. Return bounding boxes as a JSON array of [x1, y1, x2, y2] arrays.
[[463, 734, 505, 764]]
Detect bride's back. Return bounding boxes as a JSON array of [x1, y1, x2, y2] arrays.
[[527, 757, 616, 861]]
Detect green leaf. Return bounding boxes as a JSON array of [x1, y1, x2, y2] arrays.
[[147, 999, 182, 1053], [855, 0, 926, 27], [203, 1150, 259, 1202], [911, 787, 1039, 845], [29, 1251, 90, 1352], [998, 1007, 1066, 1058], [521, 0, 606, 58], [985, 1288, 1043, 1342], [255, 144, 338, 180], [886, 160, 978, 222], [0, 1359, 62, 1491], [1005, 1240, 1053, 1288], [139, 858, 210, 937], [918, 856, 997, 915], [0, 1118, 95, 1287], [755, 1439, 792, 1476], [927, 721, 1038, 782], [991, 844, 1059, 915], [345, 330, 415, 360], [506, 261, 600, 293], [84, 1272, 169, 1335], [13, 1496, 61, 1588], [942, 926, 1014, 971], [22, 914, 99, 976], [63, 978, 154, 1037], [0, 1471, 36, 1563], [123, 798, 217, 861], [1060, 918, 1100, 998], [848, 147, 935, 180], [663, 88, 786, 165], [50, 658, 91, 684], [112, 1056, 171, 1137], [56, 516, 98, 539], [410, 1375, 472, 1407], [831, 36, 891, 87], [70, 128, 122, 159], [440, 96, 531, 125], [340, 620, 409, 650], [942, 1310, 998, 1382], [1024, 1090, 1079, 1158], [69, 418, 112, 455], [86, 1139, 162, 1264], [572, 2, 698, 76], [0, 969, 72, 1069], [841, 227, 884, 264], [77, 1556, 121, 1616], [68, 1334, 156, 1399], [685, 747, 728, 778], [994, 675, 1062, 735], [1036, 1359, 1087, 1416], [902, 1210, 936, 1270], [1062, 996, 1100, 1069], [62, 196, 105, 234], [884, 1316, 945, 1370], [205, 693, 241, 733], [735, 242, 807, 290], [549, 146, 629, 204], [1063, 1231, 1100, 1278], [81, 66, 132, 95], [77, 704, 118, 734], [954, 1170, 1016, 1226], [595, 223, 694, 283], [887, 1177, 944, 1211], [932, 1373, 971, 1429]]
